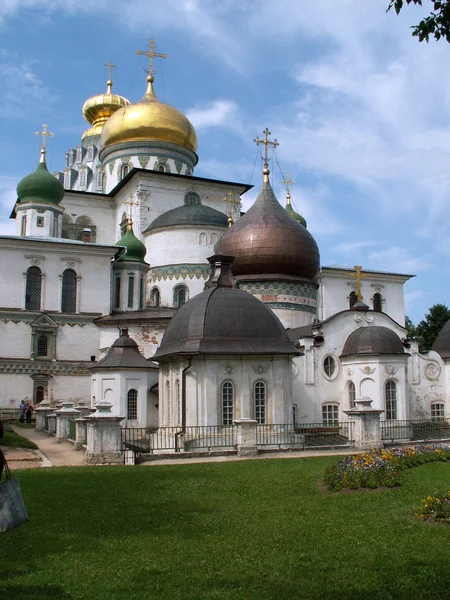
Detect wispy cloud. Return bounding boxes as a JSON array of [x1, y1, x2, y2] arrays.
[[368, 246, 429, 274], [187, 100, 238, 130]]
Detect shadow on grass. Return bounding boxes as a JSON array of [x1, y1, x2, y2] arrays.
[[0, 584, 71, 600]]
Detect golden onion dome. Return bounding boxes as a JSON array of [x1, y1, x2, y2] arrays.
[[82, 80, 130, 141], [100, 75, 198, 153]]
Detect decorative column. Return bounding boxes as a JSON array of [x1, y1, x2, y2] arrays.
[[234, 418, 258, 457], [55, 401, 81, 443], [84, 401, 124, 464], [35, 399, 53, 431], [344, 397, 384, 451]]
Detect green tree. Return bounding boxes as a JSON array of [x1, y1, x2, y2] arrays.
[[415, 303, 450, 351], [405, 315, 417, 338], [387, 0, 450, 42]]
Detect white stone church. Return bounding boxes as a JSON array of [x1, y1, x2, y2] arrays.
[[1, 42, 449, 431]]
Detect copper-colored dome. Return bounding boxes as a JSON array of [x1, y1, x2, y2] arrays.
[[215, 181, 320, 280]]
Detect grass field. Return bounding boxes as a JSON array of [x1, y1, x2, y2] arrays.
[[1, 457, 450, 600], [0, 423, 38, 449]]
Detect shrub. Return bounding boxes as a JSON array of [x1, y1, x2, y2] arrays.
[[417, 492, 450, 523]]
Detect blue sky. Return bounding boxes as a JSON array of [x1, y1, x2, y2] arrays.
[[0, 0, 449, 324]]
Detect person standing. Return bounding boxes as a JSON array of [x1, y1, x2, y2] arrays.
[[25, 403, 34, 424], [19, 400, 26, 423]]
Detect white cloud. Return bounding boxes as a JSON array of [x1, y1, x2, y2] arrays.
[[331, 241, 378, 254], [368, 246, 429, 274], [187, 100, 238, 130]]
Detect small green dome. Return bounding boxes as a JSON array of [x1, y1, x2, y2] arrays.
[[17, 152, 65, 206], [285, 201, 307, 228], [116, 221, 147, 263]]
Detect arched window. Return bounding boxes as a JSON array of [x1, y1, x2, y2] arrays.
[[174, 285, 188, 307], [323, 355, 336, 378], [184, 192, 201, 206], [175, 379, 181, 426], [79, 169, 87, 189], [349, 291, 357, 308], [127, 389, 138, 420], [121, 164, 129, 179], [96, 170, 104, 191], [61, 269, 77, 313], [21, 215, 27, 236], [322, 404, 339, 426], [199, 232, 207, 245], [37, 335, 48, 357], [210, 232, 218, 245], [120, 212, 128, 236], [385, 381, 397, 420], [165, 381, 171, 425], [221, 381, 234, 425], [373, 293, 382, 312], [158, 165, 165, 172], [348, 381, 356, 408], [150, 287, 160, 307], [431, 402, 445, 422], [35, 385, 45, 403], [254, 381, 266, 424], [139, 277, 145, 309], [25, 266, 42, 310]]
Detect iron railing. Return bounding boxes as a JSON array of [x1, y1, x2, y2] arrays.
[[0, 408, 22, 421], [381, 418, 450, 442], [183, 425, 236, 451], [256, 422, 354, 449]]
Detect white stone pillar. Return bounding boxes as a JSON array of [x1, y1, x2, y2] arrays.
[[76, 399, 92, 417], [344, 397, 384, 451], [55, 401, 81, 443], [74, 418, 87, 451], [35, 399, 53, 431], [84, 401, 124, 464], [47, 413, 57, 436], [234, 418, 258, 457]]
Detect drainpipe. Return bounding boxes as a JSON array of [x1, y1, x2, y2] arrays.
[[175, 357, 192, 452]]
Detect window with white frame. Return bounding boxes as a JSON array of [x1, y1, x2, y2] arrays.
[[174, 285, 188, 307], [385, 380, 397, 420], [348, 381, 356, 408], [221, 381, 234, 425], [127, 389, 138, 420], [25, 266, 42, 311], [254, 381, 266, 424], [165, 381, 171, 425], [97, 170, 104, 191], [121, 164, 129, 179], [431, 402, 445, 421], [322, 404, 339, 426], [175, 379, 181, 426]]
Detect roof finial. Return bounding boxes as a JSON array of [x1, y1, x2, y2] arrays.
[[122, 193, 140, 228], [105, 61, 116, 93], [35, 124, 54, 162], [282, 172, 295, 205], [346, 266, 370, 303], [136, 38, 167, 87], [254, 128, 279, 183], [223, 191, 241, 227]]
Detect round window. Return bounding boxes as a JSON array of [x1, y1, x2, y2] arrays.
[[323, 355, 336, 378]]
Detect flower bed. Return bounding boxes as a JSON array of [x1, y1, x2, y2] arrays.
[[324, 444, 450, 492], [417, 492, 450, 523]]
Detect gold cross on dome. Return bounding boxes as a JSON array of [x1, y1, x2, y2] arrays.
[[123, 194, 140, 220], [253, 127, 279, 165], [136, 39, 167, 78], [35, 124, 54, 152], [346, 266, 370, 302], [223, 191, 241, 227], [282, 172, 295, 202], [105, 61, 116, 80]]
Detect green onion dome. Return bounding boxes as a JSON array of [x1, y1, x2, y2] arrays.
[[17, 151, 65, 206], [116, 220, 147, 263], [285, 194, 307, 228]]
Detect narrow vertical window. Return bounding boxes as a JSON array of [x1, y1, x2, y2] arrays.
[[61, 269, 77, 313], [322, 404, 339, 426], [127, 389, 138, 420], [150, 287, 160, 307], [37, 335, 48, 357], [221, 381, 234, 425], [128, 275, 135, 309], [373, 293, 382, 312], [293, 404, 298, 427], [175, 379, 181, 426], [254, 381, 266, 424], [139, 278, 145, 309], [25, 266, 42, 310], [21, 215, 27, 236], [35, 385, 45, 403], [349, 291, 357, 308], [385, 381, 397, 420], [165, 381, 171, 425], [115, 276, 121, 309], [174, 285, 188, 307], [121, 165, 129, 179], [348, 381, 356, 408]]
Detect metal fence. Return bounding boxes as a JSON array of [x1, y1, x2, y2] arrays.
[[256, 422, 354, 449], [0, 408, 22, 421], [68, 419, 76, 441], [381, 418, 450, 442]]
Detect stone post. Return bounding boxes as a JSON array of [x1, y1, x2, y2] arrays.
[[55, 401, 81, 443], [344, 397, 384, 451], [74, 418, 87, 451], [84, 401, 124, 464], [35, 399, 54, 431], [47, 413, 57, 436], [233, 418, 258, 457], [76, 399, 92, 417]]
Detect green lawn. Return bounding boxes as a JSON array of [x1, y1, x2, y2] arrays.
[[0, 425, 38, 449], [1, 457, 450, 600]]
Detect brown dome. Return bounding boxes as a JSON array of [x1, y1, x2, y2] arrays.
[[215, 181, 320, 280]]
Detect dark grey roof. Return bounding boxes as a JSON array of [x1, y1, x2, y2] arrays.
[[90, 331, 158, 370], [144, 204, 228, 233], [286, 325, 314, 341], [432, 319, 450, 359], [341, 326, 405, 357], [94, 308, 177, 325]]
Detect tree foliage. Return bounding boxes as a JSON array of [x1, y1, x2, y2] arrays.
[[413, 303, 450, 351], [387, 0, 450, 42]]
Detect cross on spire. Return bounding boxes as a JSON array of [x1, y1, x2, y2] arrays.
[[346, 266, 370, 303], [122, 194, 140, 225], [105, 61, 116, 81], [35, 124, 54, 155], [136, 39, 167, 78], [223, 191, 241, 227], [254, 128, 279, 182], [282, 172, 295, 203]]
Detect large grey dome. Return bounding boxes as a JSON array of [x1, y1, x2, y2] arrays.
[[144, 204, 228, 233], [432, 319, 450, 358], [152, 255, 300, 360], [341, 326, 405, 357]]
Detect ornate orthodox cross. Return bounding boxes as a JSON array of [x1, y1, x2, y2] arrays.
[[35, 124, 54, 152], [254, 127, 279, 166], [282, 172, 295, 203], [223, 191, 241, 227], [136, 39, 167, 77], [346, 266, 370, 302], [105, 61, 116, 80], [123, 194, 140, 222]]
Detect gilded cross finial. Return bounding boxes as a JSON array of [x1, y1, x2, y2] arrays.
[[123, 193, 140, 224], [346, 265, 370, 303], [223, 191, 241, 227], [105, 61, 116, 81], [254, 128, 279, 182], [282, 172, 295, 204], [136, 39, 167, 78], [35, 124, 54, 155]]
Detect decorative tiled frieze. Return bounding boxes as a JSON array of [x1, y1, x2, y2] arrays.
[[239, 281, 317, 312], [0, 360, 91, 376], [150, 264, 210, 282]]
